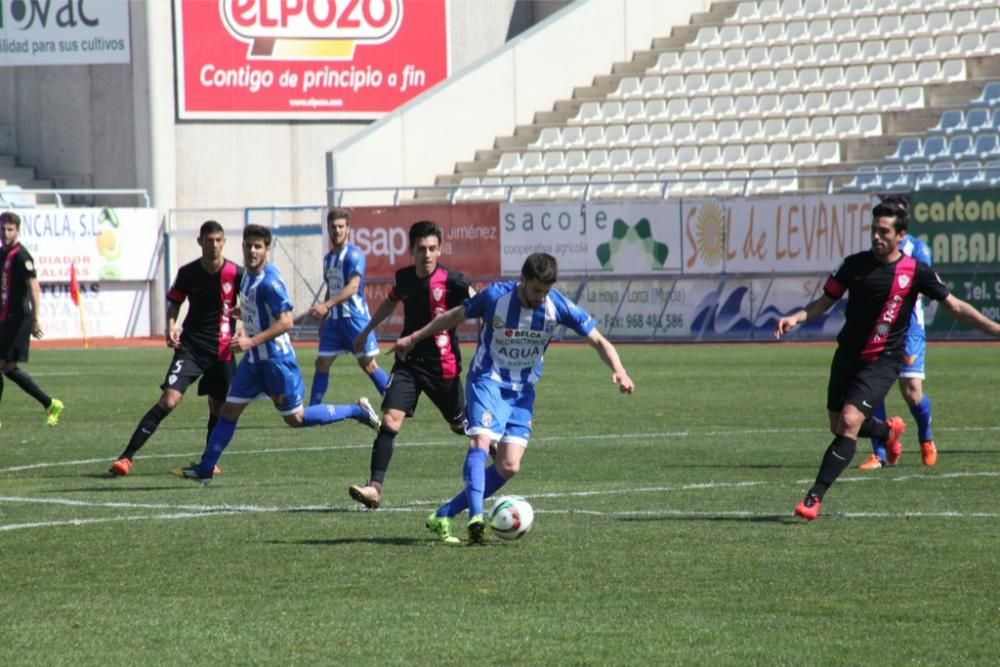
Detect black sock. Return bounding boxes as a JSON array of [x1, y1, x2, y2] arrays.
[[206, 413, 219, 447], [369, 425, 398, 485], [0, 371, 4, 402], [120, 404, 169, 459], [4, 368, 51, 408], [858, 416, 889, 440], [810, 434, 857, 500]]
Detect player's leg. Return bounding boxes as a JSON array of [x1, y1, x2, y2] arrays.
[[861, 401, 889, 469], [2, 320, 61, 424], [899, 334, 934, 465], [275, 360, 378, 429], [347, 362, 417, 508], [310, 352, 335, 407], [201, 357, 235, 446], [348, 316, 389, 395], [796, 355, 899, 520]]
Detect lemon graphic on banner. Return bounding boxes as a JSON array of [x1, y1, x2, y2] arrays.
[[595, 218, 669, 270], [97, 207, 123, 279]]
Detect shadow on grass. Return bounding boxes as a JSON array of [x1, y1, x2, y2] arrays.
[[268, 537, 443, 547]]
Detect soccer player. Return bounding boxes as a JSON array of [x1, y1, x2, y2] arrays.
[[0, 211, 63, 428], [110, 221, 242, 476], [860, 196, 937, 469], [308, 208, 388, 406], [775, 199, 1000, 521], [391, 252, 635, 544], [176, 224, 380, 484], [345, 220, 473, 509]]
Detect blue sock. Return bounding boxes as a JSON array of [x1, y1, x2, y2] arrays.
[[302, 403, 360, 426], [436, 465, 507, 518], [463, 449, 488, 519], [309, 371, 329, 407], [198, 416, 237, 475], [870, 402, 888, 461], [369, 367, 390, 396], [910, 395, 933, 443]]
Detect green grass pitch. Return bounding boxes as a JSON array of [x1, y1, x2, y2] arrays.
[[1, 343, 998, 666]]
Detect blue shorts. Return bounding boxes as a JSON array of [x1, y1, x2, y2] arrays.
[[899, 331, 926, 379], [464, 376, 535, 447], [227, 357, 305, 415], [318, 316, 379, 358]]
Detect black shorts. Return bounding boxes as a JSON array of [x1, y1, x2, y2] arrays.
[[0, 318, 32, 363], [160, 347, 236, 402], [382, 360, 465, 425], [826, 347, 901, 417]]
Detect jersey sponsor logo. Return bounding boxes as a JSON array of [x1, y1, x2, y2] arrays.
[[503, 329, 544, 340], [492, 315, 505, 328]]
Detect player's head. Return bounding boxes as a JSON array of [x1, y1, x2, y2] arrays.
[[326, 207, 350, 248], [0, 211, 21, 246], [409, 220, 442, 278], [872, 196, 909, 234], [518, 253, 558, 309], [197, 220, 226, 260], [242, 224, 272, 271], [870, 199, 907, 260]]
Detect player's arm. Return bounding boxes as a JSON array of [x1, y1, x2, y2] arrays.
[[231, 309, 294, 352], [27, 276, 43, 338], [165, 300, 183, 347], [353, 295, 399, 354], [938, 294, 1000, 337], [585, 328, 635, 394], [774, 294, 838, 339], [389, 305, 467, 359], [311, 275, 361, 317]]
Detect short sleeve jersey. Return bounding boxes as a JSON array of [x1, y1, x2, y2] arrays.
[[899, 235, 932, 334], [240, 263, 296, 363], [323, 243, 370, 320], [390, 264, 470, 380], [167, 258, 243, 361], [465, 281, 596, 391], [823, 250, 949, 361], [0, 243, 35, 324]]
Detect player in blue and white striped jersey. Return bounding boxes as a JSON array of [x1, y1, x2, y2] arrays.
[[391, 252, 635, 544], [308, 208, 389, 406], [177, 224, 381, 484]]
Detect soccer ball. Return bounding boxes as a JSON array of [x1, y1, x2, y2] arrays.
[[488, 495, 534, 540]]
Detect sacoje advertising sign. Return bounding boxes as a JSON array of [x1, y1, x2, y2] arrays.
[[910, 188, 1000, 269]]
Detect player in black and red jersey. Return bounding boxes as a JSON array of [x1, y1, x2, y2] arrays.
[[0, 211, 63, 428], [346, 220, 474, 508], [109, 221, 243, 476], [775, 199, 1000, 520]]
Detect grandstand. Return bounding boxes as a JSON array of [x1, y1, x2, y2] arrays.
[[395, 0, 1000, 203]]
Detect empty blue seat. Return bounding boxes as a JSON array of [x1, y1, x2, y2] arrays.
[[970, 82, 1000, 106], [958, 161, 986, 187], [906, 163, 932, 189], [929, 162, 960, 189], [964, 108, 991, 134], [986, 160, 1000, 185], [973, 133, 1000, 159], [880, 164, 907, 190], [887, 137, 921, 162], [922, 135, 948, 161], [844, 166, 881, 192], [930, 109, 963, 135], [948, 133, 974, 159]]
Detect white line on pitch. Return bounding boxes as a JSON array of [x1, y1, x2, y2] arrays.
[[7, 425, 1000, 474]]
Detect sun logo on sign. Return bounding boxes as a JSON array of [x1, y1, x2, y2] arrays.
[[695, 200, 726, 268]]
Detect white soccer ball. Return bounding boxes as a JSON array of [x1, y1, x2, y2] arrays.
[[488, 495, 534, 540]]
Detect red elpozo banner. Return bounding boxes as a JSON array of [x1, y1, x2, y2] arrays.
[[174, 0, 449, 119]]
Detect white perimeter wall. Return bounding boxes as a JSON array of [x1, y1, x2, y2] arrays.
[[328, 0, 709, 204]]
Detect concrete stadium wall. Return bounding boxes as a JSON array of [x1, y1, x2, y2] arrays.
[[0, 0, 565, 212], [328, 0, 709, 205]]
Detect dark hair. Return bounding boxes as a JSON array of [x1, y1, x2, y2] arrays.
[[243, 224, 272, 246], [0, 211, 21, 229], [872, 195, 909, 233], [327, 207, 350, 224], [199, 220, 224, 238], [521, 252, 558, 284], [408, 220, 442, 248]]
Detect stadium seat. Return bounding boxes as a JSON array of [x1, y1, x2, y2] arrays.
[[652, 146, 676, 169], [928, 162, 960, 189], [519, 175, 548, 200], [880, 164, 907, 190], [922, 136, 948, 161], [639, 76, 662, 97], [649, 122, 671, 144], [986, 160, 1000, 185], [970, 82, 1000, 107], [631, 147, 653, 171], [608, 148, 631, 172], [844, 166, 881, 191], [605, 124, 627, 147], [905, 163, 932, 190], [888, 137, 921, 162], [542, 151, 565, 171], [675, 146, 698, 169], [724, 48, 746, 69], [857, 114, 882, 137], [700, 146, 723, 168], [973, 134, 1000, 160], [521, 151, 543, 173], [645, 99, 668, 121], [739, 119, 763, 141], [774, 168, 798, 192], [689, 97, 711, 119], [672, 122, 694, 142], [745, 144, 769, 166], [816, 141, 840, 164], [454, 177, 481, 202], [721, 144, 746, 167], [791, 141, 816, 165], [562, 126, 583, 147], [975, 7, 1000, 31], [985, 32, 1000, 55], [653, 52, 680, 74], [490, 152, 521, 175], [809, 116, 834, 139], [948, 134, 974, 161], [717, 120, 738, 142], [957, 161, 986, 187], [626, 124, 649, 145], [575, 102, 602, 124], [563, 150, 586, 171], [610, 77, 639, 99], [529, 127, 563, 150], [601, 101, 624, 123], [930, 109, 964, 135], [770, 142, 793, 166], [585, 149, 609, 171]]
